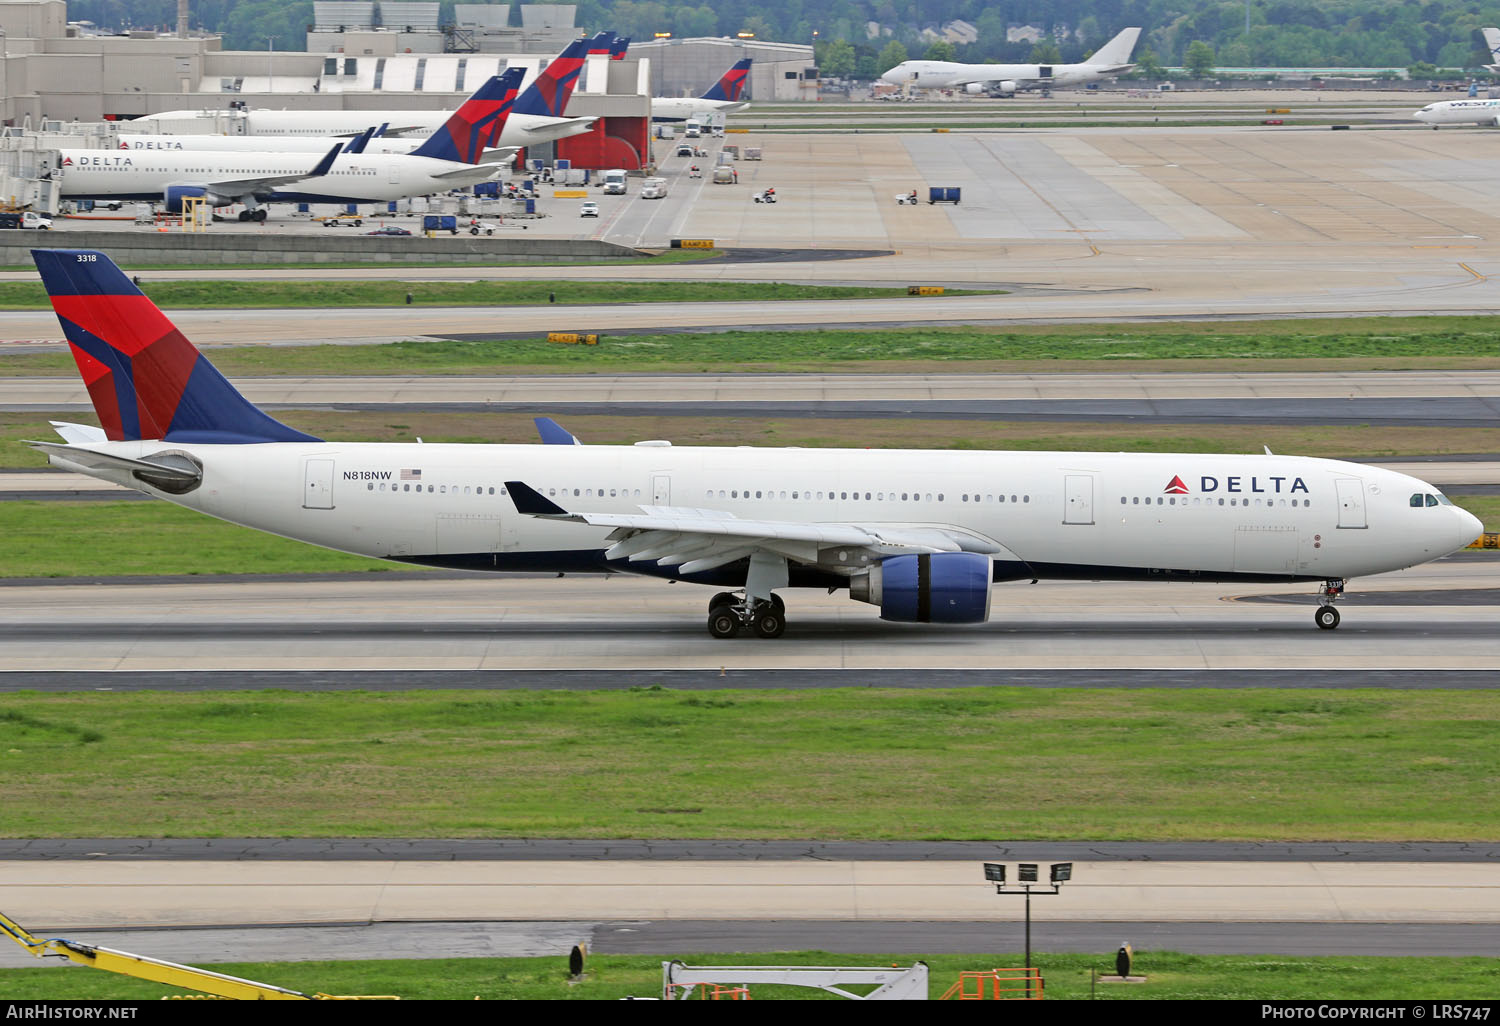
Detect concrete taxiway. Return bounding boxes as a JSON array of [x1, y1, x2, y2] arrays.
[[0, 560, 1495, 674]]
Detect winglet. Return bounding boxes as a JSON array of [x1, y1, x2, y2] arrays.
[[506, 480, 571, 516], [343, 126, 375, 154], [308, 143, 342, 178], [534, 416, 582, 445]]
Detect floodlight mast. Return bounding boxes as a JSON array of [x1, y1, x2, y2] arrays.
[[983, 861, 1073, 991]]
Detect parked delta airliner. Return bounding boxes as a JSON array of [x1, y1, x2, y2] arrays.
[[132, 34, 605, 146], [651, 59, 752, 121], [58, 69, 526, 218], [28, 250, 1481, 639]]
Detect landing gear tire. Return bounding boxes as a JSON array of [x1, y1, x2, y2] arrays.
[[710, 592, 737, 610], [252, 209, 267, 222], [708, 604, 740, 639], [751, 606, 786, 639], [1315, 606, 1341, 631], [237, 210, 251, 222]]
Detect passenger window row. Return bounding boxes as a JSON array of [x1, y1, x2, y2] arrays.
[[1121, 496, 1311, 508]]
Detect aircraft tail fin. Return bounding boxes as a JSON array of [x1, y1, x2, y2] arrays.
[[512, 35, 592, 118], [610, 36, 630, 60], [1086, 26, 1142, 66], [30, 249, 320, 444], [702, 59, 752, 102], [411, 67, 526, 163], [1484, 27, 1500, 62]]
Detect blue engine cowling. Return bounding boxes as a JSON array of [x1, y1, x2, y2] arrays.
[[164, 185, 209, 213], [850, 552, 993, 624]]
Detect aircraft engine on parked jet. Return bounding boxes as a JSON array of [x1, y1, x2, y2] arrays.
[[164, 185, 213, 212], [849, 552, 993, 624]]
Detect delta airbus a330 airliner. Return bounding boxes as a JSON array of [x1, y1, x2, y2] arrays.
[[30, 250, 1481, 639]]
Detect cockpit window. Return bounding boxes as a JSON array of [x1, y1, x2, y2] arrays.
[[1410, 493, 1425, 508], [1426, 494, 1440, 507], [1435, 492, 1453, 505]]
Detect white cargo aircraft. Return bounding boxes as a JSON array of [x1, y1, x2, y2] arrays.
[[881, 27, 1141, 96], [29, 249, 1481, 639]]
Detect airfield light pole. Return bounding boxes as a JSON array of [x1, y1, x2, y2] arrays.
[[267, 36, 275, 94], [984, 862, 1072, 994]]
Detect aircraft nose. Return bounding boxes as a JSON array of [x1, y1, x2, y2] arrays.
[[1455, 506, 1484, 549]]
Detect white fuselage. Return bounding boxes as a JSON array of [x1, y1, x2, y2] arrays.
[[880, 59, 1131, 94], [57, 148, 500, 205], [53, 442, 1479, 589], [650, 97, 748, 122], [1413, 98, 1500, 126], [132, 109, 595, 148], [115, 133, 427, 157]]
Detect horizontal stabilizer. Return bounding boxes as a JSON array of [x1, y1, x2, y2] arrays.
[[26, 441, 201, 483], [49, 420, 107, 444]]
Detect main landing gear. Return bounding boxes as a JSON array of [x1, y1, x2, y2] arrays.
[[237, 208, 267, 222], [1315, 578, 1345, 630], [707, 593, 786, 639]]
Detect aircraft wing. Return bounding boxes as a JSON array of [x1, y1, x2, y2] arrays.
[[204, 143, 342, 197], [506, 480, 1006, 574]]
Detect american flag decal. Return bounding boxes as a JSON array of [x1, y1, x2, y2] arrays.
[[401, 468, 422, 480]]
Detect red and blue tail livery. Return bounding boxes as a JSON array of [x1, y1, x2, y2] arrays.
[[410, 66, 525, 164], [703, 58, 751, 102], [609, 36, 630, 60], [512, 34, 602, 118], [31, 249, 320, 444]]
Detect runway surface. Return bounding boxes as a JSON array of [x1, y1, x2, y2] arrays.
[[0, 560, 1493, 674]]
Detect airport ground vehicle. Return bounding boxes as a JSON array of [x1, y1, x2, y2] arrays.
[[712, 166, 735, 184], [1, 908, 395, 1000], [0, 211, 51, 229], [422, 214, 459, 234], [580, 201, 600, 217], [366, 226, 412, 236], [322, 213, 364, 227], [753, 187, 776, 203], [640, 177, 668, 199], [468, 219, 501, 235], [601, 169, 628, 194]]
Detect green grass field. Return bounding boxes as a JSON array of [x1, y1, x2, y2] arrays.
[[2, 688, 1496, 840], [7, 316, 1500, 377], [1, 951, 1497, 1000], [0, 279, 991, 310]]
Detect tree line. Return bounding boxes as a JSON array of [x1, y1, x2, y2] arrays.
[[60, 0, 1500, 74]]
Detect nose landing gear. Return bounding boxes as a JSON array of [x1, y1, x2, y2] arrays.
[[1315, 579, 1345, 630]]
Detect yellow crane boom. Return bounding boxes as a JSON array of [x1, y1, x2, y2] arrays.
[[1, 910, 395, 1000]]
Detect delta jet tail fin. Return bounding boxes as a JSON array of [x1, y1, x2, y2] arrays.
[[610, 36, 630, 60], [512, 35, 596, 118], [411, 66, 526, 163], [702, 59, 752, 102], [30, 249, 320, 444], [1086, 26, 1142, 67]]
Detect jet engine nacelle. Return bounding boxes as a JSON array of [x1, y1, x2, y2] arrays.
[[164, 185, 211, 213], [850, 552, 993, 624], [966, 82, 986, 94]]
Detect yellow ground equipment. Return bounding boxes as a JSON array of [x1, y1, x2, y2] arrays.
[[1, 909, 397, 1000]]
